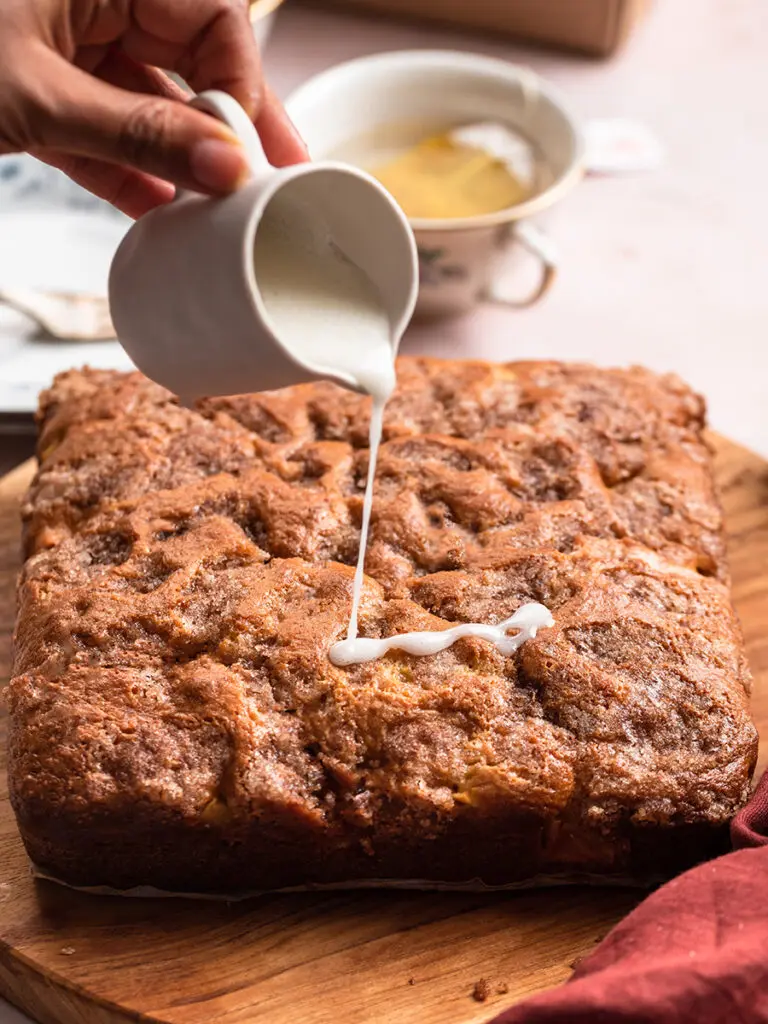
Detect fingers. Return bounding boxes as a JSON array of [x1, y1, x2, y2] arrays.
[[89, 47, 190, 106], [36, 48, 242, 217], [125, 1, 307, 165], [34, 150, 175, 219], [21, 47, 251, 195], [255, 86, 309, 167], [95, 48, 308, 167], [128, 0, 262, 117]]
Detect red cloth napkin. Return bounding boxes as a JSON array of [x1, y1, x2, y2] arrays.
[[491, 770, 768, 1024]]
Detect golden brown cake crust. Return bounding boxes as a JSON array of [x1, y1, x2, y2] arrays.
[[9, 358, 757, 892]]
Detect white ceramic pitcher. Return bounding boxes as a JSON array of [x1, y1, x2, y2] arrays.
[[109, 91, 418, 402]]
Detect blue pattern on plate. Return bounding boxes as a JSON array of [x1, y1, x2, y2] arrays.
[[0, 153, 124, 217]]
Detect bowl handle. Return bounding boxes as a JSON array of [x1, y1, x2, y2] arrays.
[[483, 221, 558, 308]]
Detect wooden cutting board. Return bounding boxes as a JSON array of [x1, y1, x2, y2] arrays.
[[0, 436, 766, 1024]]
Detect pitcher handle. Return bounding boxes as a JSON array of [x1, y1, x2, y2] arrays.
[[175, 90, 271, 199]]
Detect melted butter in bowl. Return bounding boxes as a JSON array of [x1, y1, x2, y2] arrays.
[[362, 121, 547, 221]]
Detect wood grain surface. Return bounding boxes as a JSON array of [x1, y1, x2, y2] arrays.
[[0, 435, 765, 1024]]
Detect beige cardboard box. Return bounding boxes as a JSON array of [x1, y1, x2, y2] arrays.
[[313, 0, 651, 57]]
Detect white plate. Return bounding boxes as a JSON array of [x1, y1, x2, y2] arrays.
[[0, 201, 135, 416]]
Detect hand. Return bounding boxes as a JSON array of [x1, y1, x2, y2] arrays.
[[0, 0, 308, 218]]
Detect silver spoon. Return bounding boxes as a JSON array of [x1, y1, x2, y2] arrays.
[[0, 286, 115, 341]]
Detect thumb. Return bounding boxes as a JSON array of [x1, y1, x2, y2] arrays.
[[26, 49, 251, 195]]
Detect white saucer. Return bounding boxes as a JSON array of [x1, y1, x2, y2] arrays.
[[0, 206, 135, 417]]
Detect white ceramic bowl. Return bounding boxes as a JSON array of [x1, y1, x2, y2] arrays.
[[286, 51, 584, 315]]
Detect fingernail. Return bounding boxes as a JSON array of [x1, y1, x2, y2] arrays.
[[190, 139, 250, 192]]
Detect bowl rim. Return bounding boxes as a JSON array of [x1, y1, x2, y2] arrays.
[[285, 49, 586, 231]]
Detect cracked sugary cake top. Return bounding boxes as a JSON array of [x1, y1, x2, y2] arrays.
[[9, 358, 756, 890]]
